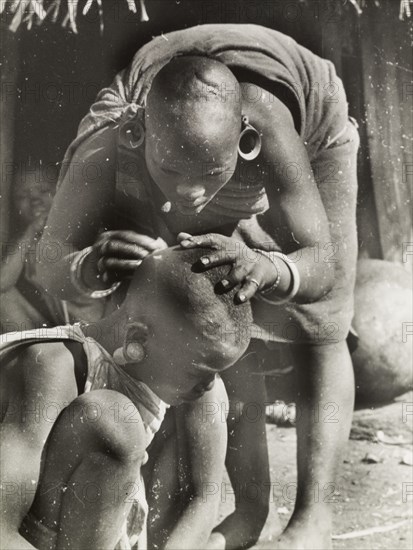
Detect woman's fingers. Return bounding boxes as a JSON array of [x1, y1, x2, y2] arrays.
[[100, 258, 143, 272], [196, 239, 251, 269], [220, 264, 265, 302], [214, 263, 254, 293], [198, 250, 238, 268], [179, 233, 265, 304], [153, 237, 168, 250], [98, 239, 151, 260], [177, 232, 193, 243], [236, 277, 262, 303], [179, 233, 225, 250], [96, 231, 163, 251], [92, 233, 167, 284], [225, 262, 253, 286]]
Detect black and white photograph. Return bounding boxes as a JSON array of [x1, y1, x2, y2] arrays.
[[0, 1, 412, 549]]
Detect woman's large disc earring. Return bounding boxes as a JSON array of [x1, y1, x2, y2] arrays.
[[238, 115, 262, 161]]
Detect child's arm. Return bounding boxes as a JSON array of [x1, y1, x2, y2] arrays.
[[164, 377, 228, 550], [207, 359, 270, 550]]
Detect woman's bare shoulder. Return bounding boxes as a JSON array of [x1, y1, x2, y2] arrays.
[[240, 82, 295, 131], [71, 124, 118, 165]]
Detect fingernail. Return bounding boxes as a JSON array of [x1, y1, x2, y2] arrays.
[[180, 240, 191, 247], [102, 272, 109, 283], [200, 257, 210, 265], [221, 279, 230, 288], [238, 294, 246, 302]]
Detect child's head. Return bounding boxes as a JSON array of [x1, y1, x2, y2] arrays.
[[12, 162, 56, 227], [145, 56, 241, 215], [118, 246, 252, 405]]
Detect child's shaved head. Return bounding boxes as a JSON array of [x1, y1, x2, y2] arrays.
[[126, 246, 252, 368]]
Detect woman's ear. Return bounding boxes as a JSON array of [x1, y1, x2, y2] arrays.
[[119, 106, 145, 149], [121, 118, 145, 149]]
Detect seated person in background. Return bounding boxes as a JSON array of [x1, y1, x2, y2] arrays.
[[0, 246, 252, 550], [0, 162, 104, 333], [1, 164, 58, 332]]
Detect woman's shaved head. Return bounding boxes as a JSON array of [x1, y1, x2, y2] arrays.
[[146, 56, 241, 153], [144, 57, 242, 214]]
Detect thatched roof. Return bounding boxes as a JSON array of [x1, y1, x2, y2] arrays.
[[1, 0, 412, 35], [1, 0, 148, 33]]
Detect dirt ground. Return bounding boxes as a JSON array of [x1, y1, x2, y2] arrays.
[[218, 392, 413, 549]]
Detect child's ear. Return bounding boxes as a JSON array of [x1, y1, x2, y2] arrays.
[[113, 341, 146, 365], [113, 322, 149, 365], [126, 322, 149, 344]]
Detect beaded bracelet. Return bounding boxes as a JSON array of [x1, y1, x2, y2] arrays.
[[70, 246, 121, 299], [254, 250, 301, 305]]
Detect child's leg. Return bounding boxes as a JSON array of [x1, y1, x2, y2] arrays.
[[0, 343, 78, 548], [275, 341, 354, 550], [21, 390, 147, 550], [145, 379, 229, 550], [216, 349, 270, 549], [144, 410, 180, 549]]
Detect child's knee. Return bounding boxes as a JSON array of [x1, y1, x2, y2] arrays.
[[64, 390, 147, 464]]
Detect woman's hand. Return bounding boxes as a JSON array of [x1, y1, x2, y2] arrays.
[[177, 232, 277, 303], [92, 231, 167, 283]]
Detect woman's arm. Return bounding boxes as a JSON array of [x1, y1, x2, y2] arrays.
[[165, 377, 229, 550], [36, 125, 118, 299], [36, 124, 167, 300], [257, 96, 334, 301], [178, 97, 335, 305]]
